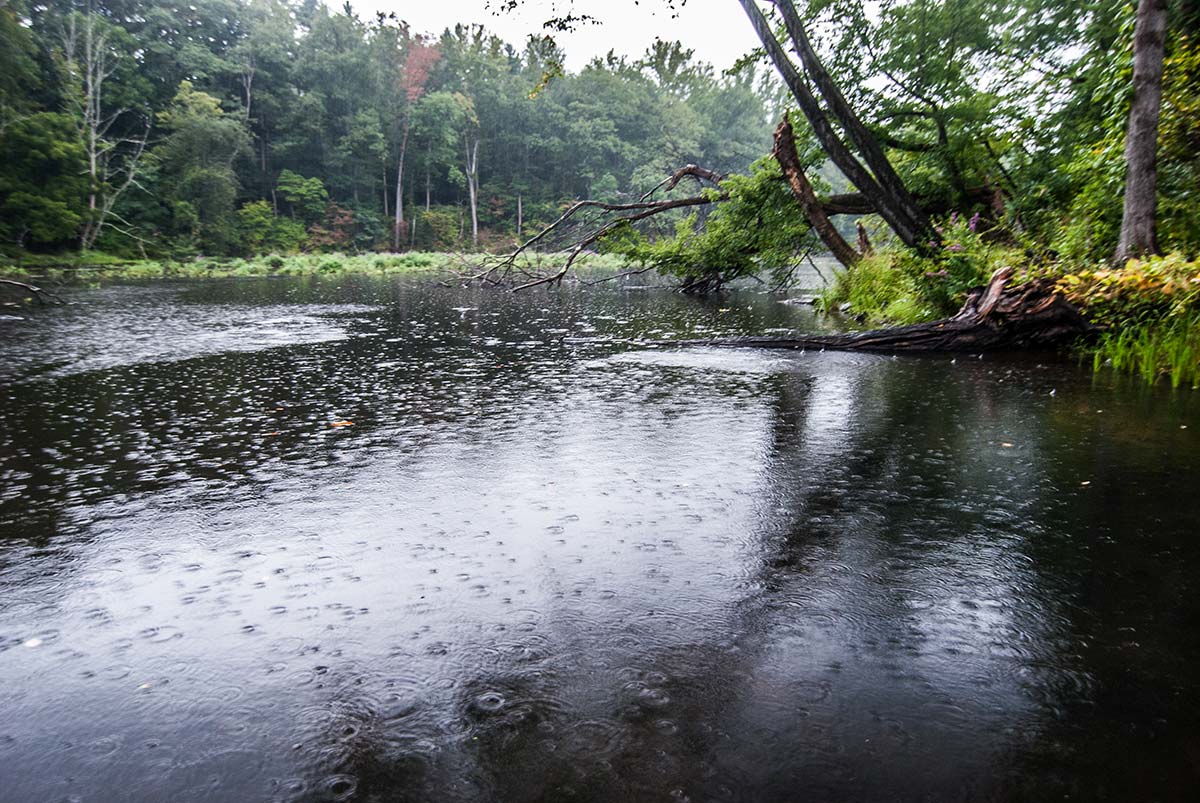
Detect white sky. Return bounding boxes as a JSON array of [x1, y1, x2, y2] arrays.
[[353, 0, 763, 71]]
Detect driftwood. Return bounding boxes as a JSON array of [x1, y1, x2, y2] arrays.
[[656, 268, 1096, 353], [0, 278, 59, 305]]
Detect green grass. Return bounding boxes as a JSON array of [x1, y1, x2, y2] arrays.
[[1090, 314, 1200, 389], [0, 250, 630, 281], [819, 253, 940, 325]]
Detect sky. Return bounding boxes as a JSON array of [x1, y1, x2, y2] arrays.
[[354, 0, 763, 71]]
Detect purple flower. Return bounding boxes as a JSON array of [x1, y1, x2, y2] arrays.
[[948, 243, 964, 252], [969, 212, 980, 233]]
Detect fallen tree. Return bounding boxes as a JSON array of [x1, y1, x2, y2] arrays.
[[653, 268, 1097, 352], [464, 125, 1005, 293]]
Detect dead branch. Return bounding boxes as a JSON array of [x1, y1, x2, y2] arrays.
[[0, 279, 60, 305], [639, 164, 726, 201], [472, 174, 724, 289], [773, 117, 860, 268]]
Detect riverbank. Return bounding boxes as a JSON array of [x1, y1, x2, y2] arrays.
[[819, 242, 1200, 389], [0, 251, 630, 282]]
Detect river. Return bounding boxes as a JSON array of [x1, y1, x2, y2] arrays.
[[1, 275, 1198, 801]]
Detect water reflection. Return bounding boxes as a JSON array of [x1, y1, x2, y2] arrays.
[[1, 277, 1198, 801]]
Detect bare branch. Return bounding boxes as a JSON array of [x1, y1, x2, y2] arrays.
[[0, 279, 61, 305]]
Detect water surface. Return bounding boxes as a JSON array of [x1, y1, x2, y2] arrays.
[[1, 276, 1198, 801]]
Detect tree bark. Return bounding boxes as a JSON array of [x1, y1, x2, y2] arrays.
[[856, 221, 873, 255], [1115, 0, 1168, 262], [734, 0, 932, 249], [771, 0, 932, 245], [772, 117, 860, 268], [657, 269, 1095, 352], [465, 137, 480, 248], [393, 118, 410, 251]]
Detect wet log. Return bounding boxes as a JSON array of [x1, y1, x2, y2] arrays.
[[657, 268, 1096, 353]]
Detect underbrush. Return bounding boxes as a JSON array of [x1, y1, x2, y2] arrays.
[[817, 217, 1199, 388], [821, 214, 1022, 324], [1059, 254, 1200, 388]]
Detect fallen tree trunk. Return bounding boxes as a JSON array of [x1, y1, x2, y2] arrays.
[[655, 268, 1096, 353]]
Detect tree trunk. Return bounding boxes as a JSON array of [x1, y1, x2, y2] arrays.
[[1115, 0, 1168, 262], [656, 269, 1094, 352], [773, 117, 860, 268], [393, 118, 410, 251], [856, 221, 873, 256], [771, 0, 931, 245], [465, 137, 480, 248], [734, 0, 931, 250]]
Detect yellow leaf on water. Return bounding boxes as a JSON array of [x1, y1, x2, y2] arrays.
[[330, 420, 354, 428]]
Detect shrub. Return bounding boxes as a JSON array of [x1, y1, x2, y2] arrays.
[[1057, 253, 1200, 330], [821, 214, 1022, 324]]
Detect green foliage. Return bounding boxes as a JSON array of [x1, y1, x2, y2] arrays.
[[602, 156, 816, 289], [1057, 253, 1200, 330], [412, 206, 465, 250], [237, 200, 306, 255], [276, 170, 329, 223], [822, 253, 932, 324], [155, 81, 250, 254], [822, 215, 1022, 323], [1091, 313, 1200, 389], [0, 112, 88, 247], [1157, 35, 1200, 255]]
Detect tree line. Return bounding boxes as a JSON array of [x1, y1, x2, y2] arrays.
[[510, 0, 1199, 291], [0, 0, 779, 257]]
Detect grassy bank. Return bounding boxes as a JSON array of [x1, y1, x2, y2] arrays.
[[819, 222, 1200, 388], [0, 251, 629, 281]]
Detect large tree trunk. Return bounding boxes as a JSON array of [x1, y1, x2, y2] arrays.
[[773, 117, 860, 268], [734, 0, 932, 249], [771, 0, 931, 245], [1115, 0, 1168, 262], [658, 269, 1095, 352]]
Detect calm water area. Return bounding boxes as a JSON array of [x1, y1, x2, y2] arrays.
[[1, 275, 1198, 801]]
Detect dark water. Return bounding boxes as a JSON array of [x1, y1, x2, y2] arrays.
[[1, 276, 1199, 802]]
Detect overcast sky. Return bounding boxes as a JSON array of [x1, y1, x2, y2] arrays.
[[354, 0, 763, 71]]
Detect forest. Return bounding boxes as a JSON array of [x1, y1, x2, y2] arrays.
[[0, 0, 780, 256]]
